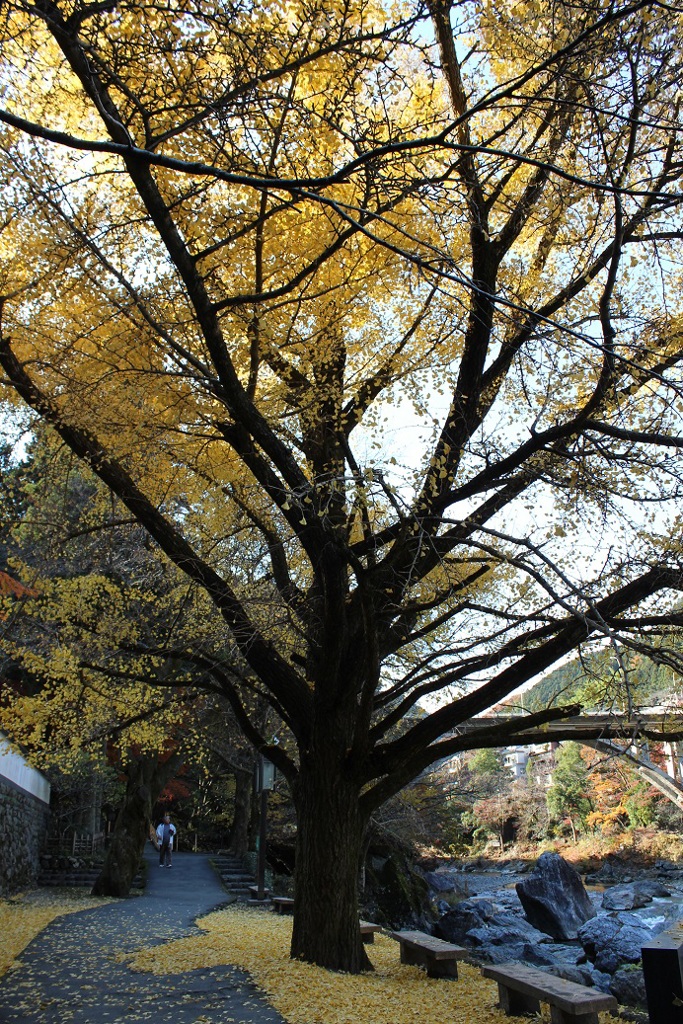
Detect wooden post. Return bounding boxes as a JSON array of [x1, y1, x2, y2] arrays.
[[642, 925, 683, 1023], [256, 786, 268, 899]]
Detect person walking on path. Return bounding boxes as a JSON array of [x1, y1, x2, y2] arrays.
[[156, 812, 177, 867]]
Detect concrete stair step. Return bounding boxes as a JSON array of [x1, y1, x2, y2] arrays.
[[211, 857, 259, 901], [38, 870, 143, 888]]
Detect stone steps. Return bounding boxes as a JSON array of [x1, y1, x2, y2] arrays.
[[39, 870, 101, 886], [38, 868, 143, 888], [211, 856, 258, 900]]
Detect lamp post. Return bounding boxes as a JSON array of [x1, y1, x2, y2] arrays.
[[254, 755, 275, 901]]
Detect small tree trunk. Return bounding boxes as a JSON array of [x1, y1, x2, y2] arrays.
[[91, 759, 152, 896], [290, 759, 372, 973], [91, 751, 182, 897]]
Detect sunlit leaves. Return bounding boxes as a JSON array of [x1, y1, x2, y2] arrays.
[[124, 905, 622, 1024]]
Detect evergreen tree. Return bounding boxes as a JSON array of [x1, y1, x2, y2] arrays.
[[546, 742, 592, 842]]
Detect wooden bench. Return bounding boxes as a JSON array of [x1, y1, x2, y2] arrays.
[[271, 896, 294, 914], [248, 885, 271, 901], [389, 929, 469, 979], [481, 962, 618, 1024], [360, 920, 381, 944]]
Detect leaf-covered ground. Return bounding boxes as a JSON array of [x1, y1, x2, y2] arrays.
[[124, 905, 623, 1024], [0, 887, 114, 977], [0, 887, 625, 1024]]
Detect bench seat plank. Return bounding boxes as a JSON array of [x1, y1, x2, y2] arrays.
[[482, 963, 617, 1024], [390, 930, 469, 960]]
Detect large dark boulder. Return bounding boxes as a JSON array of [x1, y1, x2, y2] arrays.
[[515, 852, 596, 941], [601, 880, 671, 911], [478, 941, 539, 965], [424, 870, 465, 894], [467, 911, 549, 948], [364, 853, 432, 930], [577, 916, 620, 962], [584, 854, 632, 886], [435, 898, 495, 943], [610, 966, 648, 1008], [655, 858, 680, 876], [601, 886, 651, 911], [577, 914, 655, 974], [638, 880, 673, 898]]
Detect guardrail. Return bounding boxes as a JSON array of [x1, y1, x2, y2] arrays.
[[45, 831, 105, 855]]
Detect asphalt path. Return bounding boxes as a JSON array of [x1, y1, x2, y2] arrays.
[[0, 847, 286, 1024]]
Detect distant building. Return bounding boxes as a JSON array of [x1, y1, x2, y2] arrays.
[[503, 746, 528, 779], [503, 742, 558, 786]]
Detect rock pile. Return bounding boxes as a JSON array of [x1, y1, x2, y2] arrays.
[[426, 851, 683, 1013]]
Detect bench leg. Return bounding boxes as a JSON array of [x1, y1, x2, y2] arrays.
[[426, 959, 458, 980], [362, 933, 375, 944], [400, 947, 458, 980], [497, 983, 541, 1016], [550, 1009, 598, 1024]]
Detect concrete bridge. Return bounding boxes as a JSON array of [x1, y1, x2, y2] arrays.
[[457, 711, 683, 810]]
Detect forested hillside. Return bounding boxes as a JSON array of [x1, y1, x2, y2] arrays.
[[520, 652, 680, 714]]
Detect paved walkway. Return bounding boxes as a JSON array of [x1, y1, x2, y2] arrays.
[[0, 847, 286, 1024]]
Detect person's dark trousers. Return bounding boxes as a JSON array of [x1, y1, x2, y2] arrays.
[[159, 841, 172, 867]]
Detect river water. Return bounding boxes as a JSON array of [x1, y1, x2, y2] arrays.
[[436, 861, 683, 931]]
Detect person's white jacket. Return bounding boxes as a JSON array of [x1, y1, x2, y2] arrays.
[[156, 821, 177, 848]]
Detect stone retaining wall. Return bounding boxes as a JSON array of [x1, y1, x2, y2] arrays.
[[0, 775, 51, 895]]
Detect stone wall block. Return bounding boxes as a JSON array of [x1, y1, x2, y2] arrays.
[[0, 778, 50, 895]]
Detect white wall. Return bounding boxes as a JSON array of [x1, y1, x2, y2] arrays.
[[0, 731, 50, 805]]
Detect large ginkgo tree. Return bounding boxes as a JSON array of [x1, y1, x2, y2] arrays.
[[0, 0, 682, 971]]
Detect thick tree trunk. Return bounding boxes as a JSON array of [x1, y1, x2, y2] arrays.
[[91, 752, 182, 897], [290, 760, 372, 972]]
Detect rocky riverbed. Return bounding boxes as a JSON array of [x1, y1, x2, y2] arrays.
[[418, 851, 683, 1016]]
